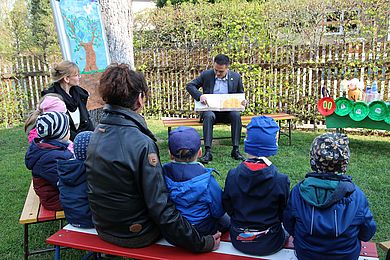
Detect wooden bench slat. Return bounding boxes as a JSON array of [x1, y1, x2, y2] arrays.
[[162, 113, 296, 146], [379, 240, 390, 251], [38, 205, 57, 222], [19, 182, 40, 224], [47, 228, 378, 259], [162, 114, 297, 128], [56, 211, 65, 219], [47, 230, 257, 260], [20, 180, 66, 259]]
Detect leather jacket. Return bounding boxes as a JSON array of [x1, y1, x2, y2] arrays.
[[86, 104, 214, 252]]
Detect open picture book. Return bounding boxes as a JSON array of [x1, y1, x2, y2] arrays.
[[194, 93, 245, 111]]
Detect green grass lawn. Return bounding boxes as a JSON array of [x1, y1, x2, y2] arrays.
[[0, 120, 389, 259]]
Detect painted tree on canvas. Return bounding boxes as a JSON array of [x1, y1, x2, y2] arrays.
[[62, 13, 102, 71]]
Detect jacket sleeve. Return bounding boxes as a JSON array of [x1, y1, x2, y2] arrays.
[[279, 175, 290, 221], [140, 142, 214, 253], [237, 73, 244, 93], [39, 150, 74, 187], [209, 176, 225, 218], [282, 186, 297, 237], [186, 72, 205, 101], [358, 196, 376, 242], [222, 170, 234, 216]]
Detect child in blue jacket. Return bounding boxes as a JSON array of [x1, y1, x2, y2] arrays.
[[222, 116, 290, 256], [25, 111, 74, 211], [57, 131, 94, 228], [283, 133, 376, 260], [162, 126, 230, 236]]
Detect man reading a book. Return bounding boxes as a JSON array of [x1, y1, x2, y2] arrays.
[[186, 54, 246, 163]]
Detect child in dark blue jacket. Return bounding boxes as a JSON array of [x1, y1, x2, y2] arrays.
[[58, 131, 94, 228], [162, 126, 230, 236], [283, 133, 376, 260], [223, 116, 290, 256], [25, 111, 74, 211]]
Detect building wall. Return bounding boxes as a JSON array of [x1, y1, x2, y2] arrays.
[[133, 0, 156, 14]]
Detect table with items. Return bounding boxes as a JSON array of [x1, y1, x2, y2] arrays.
[[318, 78, 390, 131]]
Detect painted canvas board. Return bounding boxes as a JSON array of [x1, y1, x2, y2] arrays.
[[51, 0, 110, 74]]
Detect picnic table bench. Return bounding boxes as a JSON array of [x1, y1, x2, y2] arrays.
[[19, 181, 65, 259], [47, 224, 379, 260], [162, 113, 297, 145]]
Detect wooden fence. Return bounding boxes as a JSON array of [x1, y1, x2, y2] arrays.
[[0, 55, 51, 127], [136, 41, 390, 126], [1, 41, 389, 127]]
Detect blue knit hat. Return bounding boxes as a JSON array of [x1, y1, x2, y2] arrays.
[[168, 126, 201, 159], [36, 111, 69, 140], [74, 131, 93, 161], [244, 116, 280, 157]]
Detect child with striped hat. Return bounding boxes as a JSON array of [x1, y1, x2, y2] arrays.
[[25, 111, 74, 210]]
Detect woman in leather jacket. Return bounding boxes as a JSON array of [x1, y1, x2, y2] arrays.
[[85, 63, 220, 253]]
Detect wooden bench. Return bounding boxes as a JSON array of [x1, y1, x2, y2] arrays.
[[19, 181, 65, 259], [378, 241, 390, 260], [47, 224, 378, 260], [162, 113, 297, 145]]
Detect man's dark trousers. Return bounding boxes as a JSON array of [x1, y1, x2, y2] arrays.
[[201, 111, 242, 148]]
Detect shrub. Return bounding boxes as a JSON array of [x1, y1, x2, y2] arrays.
[[0, 83, 26, 128]]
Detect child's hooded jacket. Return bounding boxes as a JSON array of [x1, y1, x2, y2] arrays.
[[163, 162, 224, 225], [283, 172, 376, 260], [25, 139, 73, 210], [57, 158, 94, 228]]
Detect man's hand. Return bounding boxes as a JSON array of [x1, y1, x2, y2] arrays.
[[212, 231, 222, 251], [241, 99, 248, 107], [200, 95, 208, 106]]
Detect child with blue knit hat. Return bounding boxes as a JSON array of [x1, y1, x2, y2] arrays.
[[162, 126, 230, 236], [57, 131, 94, 228], [223, 116, 290, 256], [25, 111, 74, 210]]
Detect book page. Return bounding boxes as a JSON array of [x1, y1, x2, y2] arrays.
[[195, 93, 245, 111]]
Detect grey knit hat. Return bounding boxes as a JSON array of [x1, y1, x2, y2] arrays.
[[310, 133, 350, 173], [36, 112, 70, 140]]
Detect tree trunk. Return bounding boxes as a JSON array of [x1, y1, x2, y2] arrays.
[[89, 0, 135, 125], [99, 0, 135, 69], [82, 41, 98, 72]]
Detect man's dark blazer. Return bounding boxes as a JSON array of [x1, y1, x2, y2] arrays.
[[186, 69, 244, 101]]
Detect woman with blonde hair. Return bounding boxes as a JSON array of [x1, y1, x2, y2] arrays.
[[42, 61, 94, 140]]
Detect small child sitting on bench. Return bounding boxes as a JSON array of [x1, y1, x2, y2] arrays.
[[24, 93, 67, 144], [162, 126, 230, 236], [222, 116, 290, 256], [25, 111, 74, 211], [283, 133, 377, 260], [58, 131, 94, 228]]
